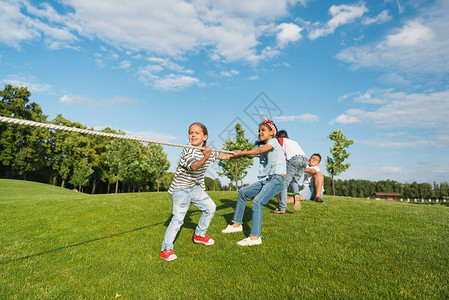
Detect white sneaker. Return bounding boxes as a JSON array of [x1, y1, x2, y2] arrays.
[[221, 224, 243, 233], [237, 237, 262, 246]]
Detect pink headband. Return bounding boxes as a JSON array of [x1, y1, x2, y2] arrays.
[[263, 115, 277, 136]]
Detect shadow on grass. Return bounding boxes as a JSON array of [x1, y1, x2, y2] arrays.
[[162, 198, 237, 243], [161, 197, 284, 240], [0, 222, 165, 265], [217, 198, 282, 235]]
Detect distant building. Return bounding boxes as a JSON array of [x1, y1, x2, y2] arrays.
[[372, 192, 400, 201]]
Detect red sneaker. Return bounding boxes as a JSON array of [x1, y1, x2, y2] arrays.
[[160, 249, 177, 261], [193, 234, 215, 245]]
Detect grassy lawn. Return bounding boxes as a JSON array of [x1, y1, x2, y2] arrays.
[[1, 179, 448, 299]]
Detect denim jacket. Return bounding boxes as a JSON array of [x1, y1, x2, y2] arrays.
[[258, 138, 286, 179]]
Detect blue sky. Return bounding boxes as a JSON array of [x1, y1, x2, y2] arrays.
[[1, 0, 448, 184]]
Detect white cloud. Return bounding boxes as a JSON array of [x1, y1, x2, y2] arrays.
[[95, 58, 105, 68], [309, 3, 368, 40], [276, 23, 303, 48], [119, 60, 132, 69], [248, 75, 259, 80], [386, 20, 435, 47], [337, 1, 449, 75], [362, 10, 392, 25], [0, 0, 77, 49], [153, 74, 200, 91], [146, 57, 194, 74], [331, 113, 361, 125], [274, 114, 318, 122], [358, 139, 429, 148], [220, 70, 239, 77], [333, 89, 449, 129], [338, 89, 393, 104], [59, 95, 96, 105], [137, 64, 164, 85], [393, 0, 404, 14], [59, 95, 139, 106], [0, 0, 312, 92], [0, 1, 39, 48], [101, 96, 139, 106], [109, 53, 119, 60], [2, 75, 52, 92], [379, 73, 410, 85], [0, 0, 307, 64], [123, 129, 178, 143], [135, 57, 199, 89], [379, 166, 402, 174]]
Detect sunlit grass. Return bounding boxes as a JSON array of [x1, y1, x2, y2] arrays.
[[1, 179, 448, 299]]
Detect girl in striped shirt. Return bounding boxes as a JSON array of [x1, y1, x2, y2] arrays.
[[160, 122, 232, 261]]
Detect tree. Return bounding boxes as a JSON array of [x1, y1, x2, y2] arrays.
[[69, 158, 94, 192], [403, 182, 412, 199], [106, 138, 140, 193], [88, 127, 119, 194], [140, 143, 170, 192], [0, 84, 48, 179], [48, 114, 95, 188], [326, 129, 354, 196], [409, 182, 420, 199], [205, 177, 222, 191], [218, 123, 254, 191], [159, 172, 175, 191], [323, 176, 332, 195], [418, 183, 433, 199], [376, 179, 403, 194], [439, 182, 449, 199]]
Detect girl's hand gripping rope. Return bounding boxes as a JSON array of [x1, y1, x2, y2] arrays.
[[201, 146, 212, 159], [230, 150, 242, 158]]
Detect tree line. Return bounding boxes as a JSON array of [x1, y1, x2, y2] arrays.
[[0, 84, 171, 193], [323, 177, 449, 200]]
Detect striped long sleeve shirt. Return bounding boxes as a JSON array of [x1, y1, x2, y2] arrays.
[[168, 146, 219, 194]]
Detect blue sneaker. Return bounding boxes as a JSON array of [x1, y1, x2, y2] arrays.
[[315, 197, 325, 204]]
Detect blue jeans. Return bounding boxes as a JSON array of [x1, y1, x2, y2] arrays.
[[161, 186, 216, 251], [299, 184, 324, 200], [278, 155, 307, 211], [232, 175, 286, 237]]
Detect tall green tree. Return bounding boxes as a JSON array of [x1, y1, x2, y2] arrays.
[[69, 158, 94, 192], [48, 114, 95, 188], [159, 172, 175, 192], [205, 177, 222, 191], [403, 182, 412, 199], [409, 182, 420, 199], [218, 123, 254, 191], [89, 127, 119, 194], [439, 182, 449, 199], [106, 138, 140, 193], [140, 143, 170, 192], [418, 183, 433, 199], [120, 142, 143, 192], [326, 129, 354, 196], [376, 179, 403, 194], [0, 84, 48, 179]]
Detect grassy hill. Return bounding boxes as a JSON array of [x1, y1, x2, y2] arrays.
[[1, 179, 448, 299]]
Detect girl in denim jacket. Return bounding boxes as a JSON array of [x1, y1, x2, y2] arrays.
[[222, 117, 286, 246]]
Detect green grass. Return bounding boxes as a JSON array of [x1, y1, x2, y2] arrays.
[[1, 179, 448, 299]]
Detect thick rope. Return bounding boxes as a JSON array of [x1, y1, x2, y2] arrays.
[[0, 116, 234, 154]]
